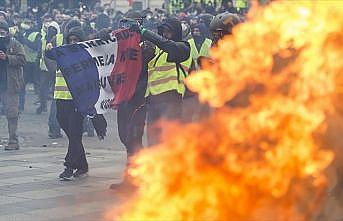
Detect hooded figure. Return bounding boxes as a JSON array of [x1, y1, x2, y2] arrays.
[[45, 26, 95, 180], [157, 17, 183, 42], [191, 23, 210, 52], [46, 21, 60, 43], [133, 17, 193, 145]]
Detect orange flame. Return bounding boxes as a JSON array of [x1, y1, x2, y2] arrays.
[[108, 1, 343, 220]]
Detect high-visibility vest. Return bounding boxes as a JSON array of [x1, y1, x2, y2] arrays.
[[53, 34, 72, 100], [193, 0, 212, 4], [23, 32, 39, 63], [146, 46, 193, 97], [54, 70, 72, 100], [169, 0, 184, 14], [9, 26, 18, 36], [188, 38, 212, 69], [236, 0, 248, 8]]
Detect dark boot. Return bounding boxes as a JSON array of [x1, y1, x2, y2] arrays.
[[5, 118, 19, 150], [109, 174, 136, 190], [109, 159, 136, 190]]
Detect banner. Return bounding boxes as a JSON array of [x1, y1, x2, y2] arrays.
[[51, 29, 142, 115]]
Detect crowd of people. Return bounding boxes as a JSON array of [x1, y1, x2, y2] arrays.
[[0, 0, 249, 186]]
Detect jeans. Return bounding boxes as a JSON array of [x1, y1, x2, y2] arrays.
[[117, 99, 146, 157], [56, 99, 88, 170], [38, 70, 52, 109], [48, 100, 61, 136]]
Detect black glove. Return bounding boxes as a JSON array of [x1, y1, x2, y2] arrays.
[[97, 28, 112, 41], [91, 114, 107, 140], [123, 18, 142, 33]]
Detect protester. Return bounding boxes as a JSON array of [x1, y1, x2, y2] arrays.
[[133, 17, 193, 145], [0, 20, 26, 150], [17, 18, 41, 112], [98, 10, 154, 189], [0, 0, 247, 180], [46, 27, 90, 180]]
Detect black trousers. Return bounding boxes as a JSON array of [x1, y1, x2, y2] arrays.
[[56, 99, 88, 170], [146, 91, 182, 146], [117, 98, 146, 157], [39, 70, 53, 108]]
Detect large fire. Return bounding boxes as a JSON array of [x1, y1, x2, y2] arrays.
[[108, 0, 343, 220]]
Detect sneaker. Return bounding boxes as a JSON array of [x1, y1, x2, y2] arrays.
[[4, 143, 19, 150], [59, 168, 74, 181], [73, 168, 88, 178]]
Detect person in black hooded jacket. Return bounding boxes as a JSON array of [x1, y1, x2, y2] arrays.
[[132, 17, 193, 146]]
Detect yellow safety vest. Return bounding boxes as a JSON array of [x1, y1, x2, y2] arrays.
[[169, 0, 184, 14], [188, 38, 212, 69], [193, 0, 212, 4], [23, 32, 39, 63], [9, 26, 18, 36], [54, 70, 72, 100], [53, 34, 72, 100], [236, 0, 248, 8], [146, 46, 193, 97]]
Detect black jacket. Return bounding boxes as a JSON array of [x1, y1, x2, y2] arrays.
[[142, 18, 191, 64]]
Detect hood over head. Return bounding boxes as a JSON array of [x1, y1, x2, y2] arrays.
[[48, 21, 60, 34], [158, 17, 182, 42]]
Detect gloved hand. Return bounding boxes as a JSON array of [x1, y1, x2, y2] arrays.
[[91, 114, 107, 140], [123, 18, 147, 35], [97, 28, 112, 41]]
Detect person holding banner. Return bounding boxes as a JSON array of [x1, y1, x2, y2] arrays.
[[99, 11, 155, 189], [46, 27, 89, 180]]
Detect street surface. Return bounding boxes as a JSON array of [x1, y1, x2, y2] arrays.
[[0, 89, 343, 221], [0, 89, 129, 221]]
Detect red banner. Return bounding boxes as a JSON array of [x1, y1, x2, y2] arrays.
[[110, 29, 142, 108]]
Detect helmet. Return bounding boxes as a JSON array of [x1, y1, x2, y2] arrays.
[[209, 12, 240, 34]]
